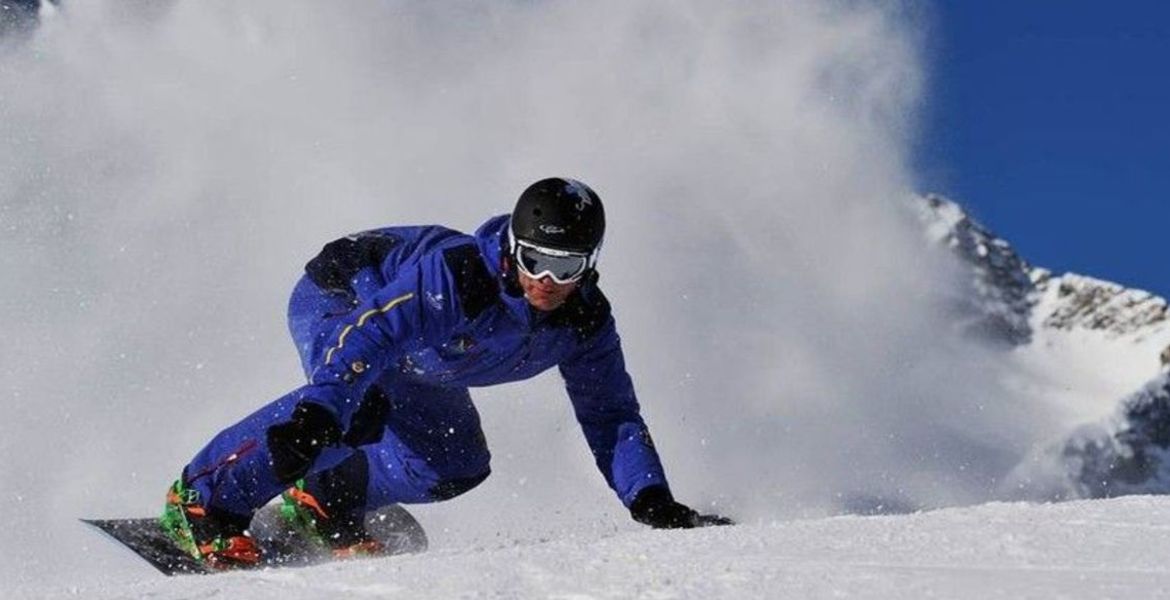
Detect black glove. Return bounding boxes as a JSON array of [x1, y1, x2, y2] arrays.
[[629, 486, 735, 529]]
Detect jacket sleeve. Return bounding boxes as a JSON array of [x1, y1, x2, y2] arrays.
[[559, 316, 670, 507], [304, 246, 473, 425]]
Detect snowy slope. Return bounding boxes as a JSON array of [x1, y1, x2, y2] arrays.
[[15, 496, 1170, 599]]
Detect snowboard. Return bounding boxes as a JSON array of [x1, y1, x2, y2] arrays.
[[82, 503, 428, 576]]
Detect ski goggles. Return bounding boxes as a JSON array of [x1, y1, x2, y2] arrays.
[[512, 240, 592, 284]]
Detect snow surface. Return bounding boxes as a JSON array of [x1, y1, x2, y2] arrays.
[[12, 496, 1170, 599]]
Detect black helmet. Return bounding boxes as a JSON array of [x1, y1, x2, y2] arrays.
[[508, 178, 605, 282], [511, 178, 605, 253]]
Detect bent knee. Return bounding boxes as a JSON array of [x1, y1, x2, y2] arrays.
[[425, 444, 489, 500], [429, 468, 491, 501]]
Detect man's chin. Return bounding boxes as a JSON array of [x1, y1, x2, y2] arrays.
[[526, 295, 565, 312]]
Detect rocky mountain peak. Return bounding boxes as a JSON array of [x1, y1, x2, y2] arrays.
[[915, 193, 1169, 347], [1036, 273, 1168, 337], [916, 194, 1036, 344]]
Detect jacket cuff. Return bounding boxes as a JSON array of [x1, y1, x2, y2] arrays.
[[619, 474, 670, 508]]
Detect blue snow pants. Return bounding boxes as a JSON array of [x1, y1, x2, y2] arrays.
[[182, 276, 491, 519]]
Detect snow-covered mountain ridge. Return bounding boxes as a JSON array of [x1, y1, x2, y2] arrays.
[[918, 194, 1170, 354], [918, 194, 1170, 501], [1036, 271, 1170, 339], [1035, 372, 1170, 499]]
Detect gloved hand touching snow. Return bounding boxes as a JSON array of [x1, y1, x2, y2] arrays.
[[629, 486, 735, 529]]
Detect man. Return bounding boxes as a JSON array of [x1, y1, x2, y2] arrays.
[[163, 178, 731, 569]]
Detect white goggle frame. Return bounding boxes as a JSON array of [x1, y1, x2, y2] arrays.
[[508, 226, 601, 284]]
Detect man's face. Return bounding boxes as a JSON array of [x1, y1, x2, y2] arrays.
[[518, 271, 578, 312]]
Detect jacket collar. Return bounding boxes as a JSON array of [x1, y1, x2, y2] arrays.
[[475, 214, 531, 326]]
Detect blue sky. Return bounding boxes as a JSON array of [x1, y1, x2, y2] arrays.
[[919, 2, 1170, 297]]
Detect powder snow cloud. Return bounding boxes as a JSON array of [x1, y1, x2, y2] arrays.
[[0, 0, 1050, 580]]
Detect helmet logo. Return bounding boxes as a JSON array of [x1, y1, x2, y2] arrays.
[[539, 224, 566, 235], [564, 179, 594, 211]]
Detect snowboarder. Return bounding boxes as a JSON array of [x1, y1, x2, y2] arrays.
[[162, 177, 732, 569]]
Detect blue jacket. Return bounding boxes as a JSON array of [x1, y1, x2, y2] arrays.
[[298, 214, 668, 507]]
